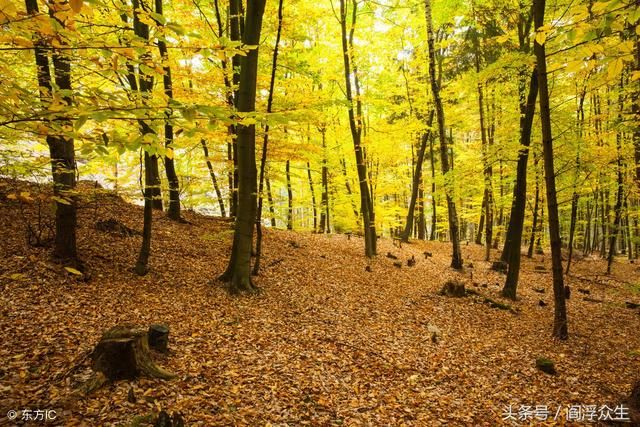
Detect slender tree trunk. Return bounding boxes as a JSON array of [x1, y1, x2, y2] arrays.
[[227, 0, 244, 218], [475, 193, 486, 245], [319, 127, 330, 233], [429, 134, 437, 240], [472, 32, 494, 261], [286, 159, 293, 230], [417, 187, 426, 239], [402, 111, 435, 242], [424, 0, 462, 268], [26, 0, 80, 266], [341, 158, 360, 222], [266, 174, 276, 227], [307, 162, 318, 231], [566, 85, 587, 274], [154, 0, 180, 220], [253, 0, 283, 275], [633, 7, 640, 187], [339, 0, 376, 257], [219, 0, 267, 293], [528, 153, 541, 258], [501, 69, 538, 299], [534, 0, 568, 339], [201, 139, 226, 216], [608, 117, 625, 274]]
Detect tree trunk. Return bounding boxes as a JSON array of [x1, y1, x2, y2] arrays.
[[527, 153, 541, 258], [472, 31, 494, 261], [501, 68, 538, 299], [132, 0, 156, 275], [26, 0, 80, 266], [401, 111, 435, 242], [429, 134, 437, 240], [228, 0, 244, 218], [307, 162, 318, 231], [319, 127, 330, 233], [266, 174, 276, 227], [608, 119, 625, 274], [201, 140, 226, 216], [286, 160, 293, 230], [339, 0, 376, 257], [475, 193, 486, 245], [424, 0, 463, 268], [566, 85, 587, 274], [534, 0, 568, 339], [155, 0, 180, 220], [253, 0, 283, 275], [341, 158, 360, 223], [417, 187, 426, 239], [219, 0, 267, 293]]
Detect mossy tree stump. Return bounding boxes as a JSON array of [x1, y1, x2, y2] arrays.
[[439, 280, 466, 297], [79, 325, 175, 395], [92, 325, 175, 380]]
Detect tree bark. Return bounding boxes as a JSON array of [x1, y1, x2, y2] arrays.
[[319, 127, 330, 233], [219, 0, 267, 293], [424, 0, 463, 268], [501, 69, 538, 299], [429, 134, 437, 240], [339, 0, 376, 257], [132, 0, 156, 275], [201, 139, 226, 216], [286, 159, 293, 230], [253, 0, 283, 275], [566, 85, 587, 274], [401, 110, 435, 242], [26, 0, 80, 266], [534, 0, 568, 339], [154, 0, 180, 220], [607, 92, 625, 274], [307, 161, 318, 231]]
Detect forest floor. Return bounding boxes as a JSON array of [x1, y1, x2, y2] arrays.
[[0, 179, 639, 426]]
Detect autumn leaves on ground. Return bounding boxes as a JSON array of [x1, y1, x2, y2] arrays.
[[0, 181, 639, 426]]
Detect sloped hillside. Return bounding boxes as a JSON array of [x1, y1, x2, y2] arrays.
[[0, 180, 639, 426]]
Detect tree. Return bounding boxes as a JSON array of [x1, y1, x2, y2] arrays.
[[254, 0, 284, 275], [424, 0, 462, 269], [25, 0, 80, 267], [132, 0, 157, 276], [339, 0, 377, 258], [533, 0, 568, 339], [219, 0, 267, 293], [154, 0, 181, 221]]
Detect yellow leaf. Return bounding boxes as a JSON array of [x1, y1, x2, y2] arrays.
[[534, 30, 547, 46], [0, 0, 17, 22], [607, 57, 624, 81], [70, 0, 83, 13], [64, 266, 82, 275]]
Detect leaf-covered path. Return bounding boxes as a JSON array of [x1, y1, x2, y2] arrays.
[[1, 183, 639, 425]]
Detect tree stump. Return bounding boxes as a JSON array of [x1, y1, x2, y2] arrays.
[[92, 326, 175, 381], [535, 357, 556, 375], [439, 280, 466, 297], [148, 324, 169, 353]]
